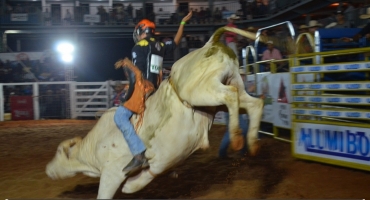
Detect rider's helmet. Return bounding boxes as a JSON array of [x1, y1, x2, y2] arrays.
[[133, 19, 156, 43]]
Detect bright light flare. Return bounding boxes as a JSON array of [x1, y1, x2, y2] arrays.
[[56, 42, 75, 63], [61, 54, 73, 63], [56, 42, 74, 54]]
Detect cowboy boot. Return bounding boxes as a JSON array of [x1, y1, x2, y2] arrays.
[[123, 151, 148, 173]]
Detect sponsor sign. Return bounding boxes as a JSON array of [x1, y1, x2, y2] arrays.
[[246, 74, 256, 96], [156, 11, 171, 19], [11, 13, 28, 21], [294, 123, 370, 168], [272, 73, 291, 128], [292, 96, 370, 105], [257, 72, 274, 123], [83, 14, 101, 23], [213, 111, 226, 125], [10, 96, 34, 120], [292, 108, 370, 120], [0, 52, 43, 62], [291, 62, 370, 73], [295, 73, 316, 121], [292, 82, 370, 90]]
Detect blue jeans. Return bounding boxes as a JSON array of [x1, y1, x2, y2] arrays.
[[114, 106, 146, 155], [219, 113, 249, 158]]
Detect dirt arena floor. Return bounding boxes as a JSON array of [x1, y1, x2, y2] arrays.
[[0, 119, 369, 199]]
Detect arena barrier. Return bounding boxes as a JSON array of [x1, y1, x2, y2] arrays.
[[290, 47, 370, 172], [0, 80, 127, 121]]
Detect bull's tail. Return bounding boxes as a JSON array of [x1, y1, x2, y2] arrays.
[[209, 26, 295, 55], [209, 26, 259, 44]]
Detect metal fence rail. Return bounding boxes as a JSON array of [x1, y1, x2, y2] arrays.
[[0, 80, 128, 121]]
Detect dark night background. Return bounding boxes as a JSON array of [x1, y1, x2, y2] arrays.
[[7, 36, 135, 82]]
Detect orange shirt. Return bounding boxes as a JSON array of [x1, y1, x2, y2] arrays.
[[116, 58, 155, 114]]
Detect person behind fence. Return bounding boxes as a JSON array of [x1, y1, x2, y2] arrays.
[[111, 83, 126, 107], [261, 40, 283, 72], [343, 7, 370, 42], [114, 58, 155, 174], [219, 69, 249, 159], [131, 11, 192, 89], [225, 14, 240, 61]]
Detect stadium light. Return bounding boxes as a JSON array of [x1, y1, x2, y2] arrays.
[[56, 42, 74, 63]]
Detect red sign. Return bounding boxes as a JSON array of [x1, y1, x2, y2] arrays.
[[10, 96, 34, 120]]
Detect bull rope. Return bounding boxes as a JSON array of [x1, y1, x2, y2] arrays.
[[134, 111, 145, 132], [168, 76, 193, 108]]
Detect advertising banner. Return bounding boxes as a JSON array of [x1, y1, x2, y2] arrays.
[[11, 13, 28, 21], [294, 122, 370, 170], [214, 111, 226, 125], [292, 82, 370, 91], [292, 96, 370, 105], [246, 74, 256, 96], [256, 72, 274, 123], [10, 96, 34, 120], [0, 52, 43, 62], [292, 108, 370, 120], [272, 73, 291, 128], [291, 62, 370, 73], [84, 14, 101, 23], [296, 73, 316, 121]]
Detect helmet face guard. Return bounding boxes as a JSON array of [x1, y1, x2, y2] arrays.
[[133, 19, 156, 43]]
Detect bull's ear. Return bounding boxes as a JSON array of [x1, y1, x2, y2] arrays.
[[70, 137, 82, 147], [63, 137, 82, 159]]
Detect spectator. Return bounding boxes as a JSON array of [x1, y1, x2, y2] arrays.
[[261, 40, 284, 72], [14, 4, 23, 13], [127, 3, 133, 19], [97, 6, 109, 25], [252, 0, 268, 18], [326, 10, 353, 28], [198, 7, 206, 24], [239, 0, 247, 20], [180, 36, 189, 57], [194, 36, 203, 48], [354, 7, 370, 40], [225, 14, 240, 61], [6, 3, 13, 14], [342, 7, 370, 42], [214, 7, 222, 23], [64, 9, 73, 25], [344, 1, 356, 25], [43, 8, 51, 26], [111, 83, 126, 107], [296, 25, 313, 54], [307, 20, 323, 36], [205, 8, 212, 23], [298, 24, 308, 34]]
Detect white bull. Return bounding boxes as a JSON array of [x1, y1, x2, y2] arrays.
[[46, 26, 263, 199]]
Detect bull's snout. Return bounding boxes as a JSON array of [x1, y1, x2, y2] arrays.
[[46, 163, 59, 180]]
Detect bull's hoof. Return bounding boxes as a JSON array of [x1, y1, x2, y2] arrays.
[[248, 140, 260, 156], [231, 134, 244, 151]]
